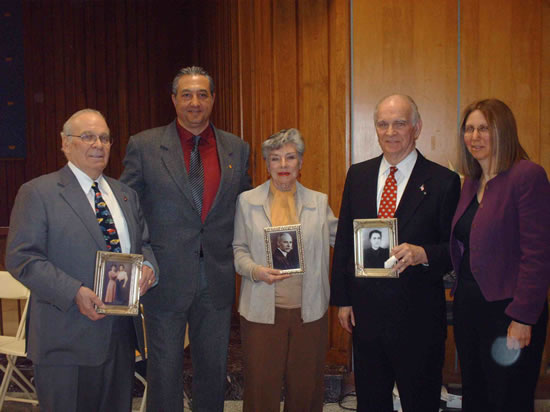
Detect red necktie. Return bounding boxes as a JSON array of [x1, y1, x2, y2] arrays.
[[378, 166, 398, 218]]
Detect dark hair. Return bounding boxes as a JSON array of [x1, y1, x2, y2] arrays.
[[171, 66, 214, 95], [458, 99, 528, 179], [369, 230, 382, 239]]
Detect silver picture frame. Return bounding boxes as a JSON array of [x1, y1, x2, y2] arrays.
[[94, 251, 143, 315], [354, 218, 398, 278], [264, 224, 305, 275]]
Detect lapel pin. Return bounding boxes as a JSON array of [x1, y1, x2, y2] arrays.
[[123, 196, 128, 201], [420, 184, 426, 195], [228, 164, 232, 169]]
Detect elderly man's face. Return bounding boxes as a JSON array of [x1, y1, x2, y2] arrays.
[[278, 233, 293, 253], [375, 96, 421, 165], [370, 233, 381, 249], [171, 75, 215, 135], [61, 112, 111, 180]]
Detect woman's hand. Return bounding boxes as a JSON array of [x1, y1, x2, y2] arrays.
[[253, 265, 291, 284], [507, 320, 532, 349]]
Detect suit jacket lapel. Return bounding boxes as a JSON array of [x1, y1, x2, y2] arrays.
[[210, 125, 235, 212], [159, 121, 196, 208], [366, 156, 382, 218], [106, 177, 136, 253], [58, 165, 107, 251], [395, 151, 429, 232]]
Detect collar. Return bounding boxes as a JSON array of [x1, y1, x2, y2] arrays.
[[67, 161, 107, 193], [247, 180, 316, 209], [176, 121, 215, 144], [380, 149, 418, 180]]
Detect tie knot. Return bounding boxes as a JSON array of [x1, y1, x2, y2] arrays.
[[193, 135, 201, 149], [91, 181, 100, 192], [389, 166, 398, 176]]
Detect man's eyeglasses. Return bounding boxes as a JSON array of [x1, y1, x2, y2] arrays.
[[66, 134, 113, 145]]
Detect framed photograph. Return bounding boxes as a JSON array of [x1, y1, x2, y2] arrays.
[[264, 224, 305, 275], [354, 218, 398, 278], [93, 251, 143, 315]]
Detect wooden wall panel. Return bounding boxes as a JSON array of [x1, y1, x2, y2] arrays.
[[352, 0, 459, 168], [460, 0, 543, 163], [540, 0, 550, 173]]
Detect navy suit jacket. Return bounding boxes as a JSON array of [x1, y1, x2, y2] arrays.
[[331, 151, 460, 340], [450, 160, 550, 325]]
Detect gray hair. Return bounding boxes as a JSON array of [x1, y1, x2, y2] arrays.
[[373, 94, 421, 126], [261, 128, 305, 160], [171, 66, 215, 95], [61, 108, 107, 138]]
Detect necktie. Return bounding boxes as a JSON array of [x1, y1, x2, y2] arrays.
[[92, 182, 122, 253], [189, 135, 204, 215], [378, 166, 398, 218]]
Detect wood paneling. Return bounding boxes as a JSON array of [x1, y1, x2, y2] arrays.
[[460, 0, 543, 163], [352, 0, 459, 168]]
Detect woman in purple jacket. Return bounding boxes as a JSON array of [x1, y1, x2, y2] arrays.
[[450, 99, 550, 412]]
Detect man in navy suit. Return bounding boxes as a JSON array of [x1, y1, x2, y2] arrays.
[[331, 95, 460, 411], [6, 109, 158, 412], [121, 66, 251, 411]]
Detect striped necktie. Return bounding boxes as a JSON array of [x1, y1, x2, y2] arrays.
[[189, 135, 204, 215]]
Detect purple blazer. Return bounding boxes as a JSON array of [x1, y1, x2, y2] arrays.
[[450, 160, 550, 324]]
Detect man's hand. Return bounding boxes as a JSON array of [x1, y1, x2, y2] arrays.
[[139, 265, 156, 296], [252, 266, 291, 284], [391, 243, 428, 273], [75, 286, 105, 321], [338, 306, 355, 334], [507, 320, 532, 350]]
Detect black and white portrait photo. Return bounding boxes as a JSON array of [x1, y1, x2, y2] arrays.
[[264, 224, 305, 274], [363, 228, 390, 268]]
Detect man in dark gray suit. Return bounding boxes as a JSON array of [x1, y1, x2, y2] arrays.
[[5, 109, 158, 412], [121, 66, 251, 411]]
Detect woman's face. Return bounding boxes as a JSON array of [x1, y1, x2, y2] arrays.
[[464, 110, 494, 171], [266, 143, 302, 191], [119, 265, 124, 271]]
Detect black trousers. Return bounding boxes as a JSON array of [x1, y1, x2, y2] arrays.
[[454, 277, 548, 412], [34, 316, 136, 412], [353, 326, 444, 412]]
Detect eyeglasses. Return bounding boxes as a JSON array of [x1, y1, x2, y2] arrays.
[[66, 133, 113, 145], [464, 125, 490, 135]]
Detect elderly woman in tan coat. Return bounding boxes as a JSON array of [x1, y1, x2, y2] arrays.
[[233, 128, 337, 412]]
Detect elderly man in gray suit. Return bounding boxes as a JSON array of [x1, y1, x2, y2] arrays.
[[5, 109, 158, 412], [121, 66, 251, 411]]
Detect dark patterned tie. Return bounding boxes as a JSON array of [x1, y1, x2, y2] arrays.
[[378, 166, 398, 218], [189, 135, 204, 215], [92, 182, 122, 253]]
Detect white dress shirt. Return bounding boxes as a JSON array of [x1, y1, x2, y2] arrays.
[[68, 162, 131, 254]]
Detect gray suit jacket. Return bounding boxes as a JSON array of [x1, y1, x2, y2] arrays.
[[5, 165, 158, 366], [120, 121, 251, 311]]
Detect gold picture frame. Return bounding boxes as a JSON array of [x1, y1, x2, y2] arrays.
[[264, 224, 305, 275], [93, 251, 143, 315], [354, 218, 398, 278]]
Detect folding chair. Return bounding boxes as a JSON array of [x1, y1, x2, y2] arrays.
[[0, 270, 38, 409]]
